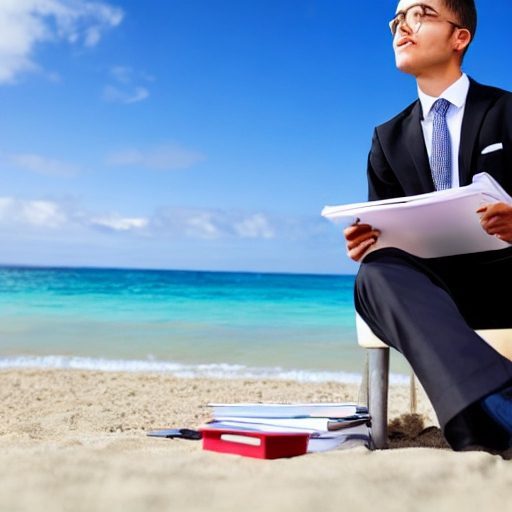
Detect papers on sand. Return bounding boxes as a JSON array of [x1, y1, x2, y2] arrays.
[[202, 402, 372, 452], [321, 172, 512, 259], [207, 402, 366, 418]]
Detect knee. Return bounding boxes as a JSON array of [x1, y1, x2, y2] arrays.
[[363, 247, 414, 266], [355, 248, 413, 301], [356, 248, 407, 284]]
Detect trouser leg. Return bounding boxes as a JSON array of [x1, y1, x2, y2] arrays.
[[354, 248, 512, 448]]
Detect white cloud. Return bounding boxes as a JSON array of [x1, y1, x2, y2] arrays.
[[102, 65, 153, 104], [106, 144, 206, 171], [0, 197, 67, 228], [0, 195, 148, 234], [110, 65, 131, 83], [6, 152, 80, 176], [102, 84, 149, 104], [0, 195, 315, 243], [21, 200, 66, 227], [234, 213, 275, 239], [185, 212, 222, 239], [0, 0, 123, 84], [153, 208, 277, 240], [90, 214, 148, 231]]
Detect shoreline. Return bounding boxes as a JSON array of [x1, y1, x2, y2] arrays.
[[0, 354, 411, 384], [2, 368, 509, 512]]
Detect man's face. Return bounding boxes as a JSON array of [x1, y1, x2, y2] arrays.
[[392, 0, 460, 77]]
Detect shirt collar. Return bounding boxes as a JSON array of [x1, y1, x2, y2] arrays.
[[418, 73, 470, 118]]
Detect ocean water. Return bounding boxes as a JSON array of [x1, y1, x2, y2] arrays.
[[0, 266, 409, 382]]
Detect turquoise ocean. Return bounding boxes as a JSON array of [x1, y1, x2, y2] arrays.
[[0, 266, 409, 383]]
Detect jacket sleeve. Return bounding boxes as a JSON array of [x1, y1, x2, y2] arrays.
[[367, 128, 405, 201]]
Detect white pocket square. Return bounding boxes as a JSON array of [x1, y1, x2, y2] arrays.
[[481, 143, 503, 155]]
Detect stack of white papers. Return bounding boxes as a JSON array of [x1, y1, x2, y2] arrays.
[[321, 172, 512, 259], [202, 402, 372, 452]]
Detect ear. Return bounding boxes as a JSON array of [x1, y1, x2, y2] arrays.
[[453, 28, 472, 54]]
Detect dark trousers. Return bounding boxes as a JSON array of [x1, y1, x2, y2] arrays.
[[354, 247, 512, 450]]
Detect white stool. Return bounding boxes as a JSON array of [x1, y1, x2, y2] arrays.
[[356, 313, 512, 449]]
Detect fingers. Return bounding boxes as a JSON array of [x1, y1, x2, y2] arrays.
[[346, 229, 380, 250], [481, 220, 512, 239], [477, 202, 510, 221], [480, 214, 500, 229], [347, 237, 378, 261], [479, 203, 508, 225], [477, 203, 512, 242], [343, 223, 380, 262], [343, 223, 375, 240]]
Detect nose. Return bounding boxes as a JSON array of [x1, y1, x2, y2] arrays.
[[397, 17, 412, 36]]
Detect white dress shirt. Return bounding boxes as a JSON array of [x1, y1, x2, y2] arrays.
[[418, 73, 470, 188]]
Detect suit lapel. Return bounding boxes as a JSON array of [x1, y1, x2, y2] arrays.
[[459, 79, 495, 186], [404, 100, 436, 192]]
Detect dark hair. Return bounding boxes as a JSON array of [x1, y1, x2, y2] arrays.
[[443, 0, 477, 54]]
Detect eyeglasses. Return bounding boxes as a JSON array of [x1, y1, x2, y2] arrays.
[[389, 3, 462, 36]]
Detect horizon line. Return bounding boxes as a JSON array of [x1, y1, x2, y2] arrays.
[[0, 262, 356, 278]]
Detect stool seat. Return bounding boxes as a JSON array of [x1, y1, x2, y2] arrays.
[[356, 313, 512, 358]]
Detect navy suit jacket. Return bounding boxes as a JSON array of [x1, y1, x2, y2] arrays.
[[367, 78, 512, 201]]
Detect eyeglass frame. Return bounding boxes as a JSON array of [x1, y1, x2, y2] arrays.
[[389, 3, 463, 36]]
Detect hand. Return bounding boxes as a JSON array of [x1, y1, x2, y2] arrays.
[[477, 202, 512, 243], [343, 222, 380, 262]]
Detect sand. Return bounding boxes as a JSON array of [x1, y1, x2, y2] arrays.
[[1, 368, 511, 512]]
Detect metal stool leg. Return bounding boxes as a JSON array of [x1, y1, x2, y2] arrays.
[[368, 347, 390, 449]]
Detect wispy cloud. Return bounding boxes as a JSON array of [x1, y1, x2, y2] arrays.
[[153, 208, 277, 240], [102, 84, 149, 104], [0, 195, 149, 234], [0, 0, 123, 84], [5, 152, 80, 177], [102, 65, 153, 104], [0, 197, 67, 228], [151, 208, 332, 242], [0, 195, 331, 243], [234, 213, 275, 239], [106, 143, 206, 171], [109, 65, 154, 84], [89, 214, 149, 232]]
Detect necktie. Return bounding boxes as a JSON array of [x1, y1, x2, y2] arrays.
[[430, 98, 452, 190]]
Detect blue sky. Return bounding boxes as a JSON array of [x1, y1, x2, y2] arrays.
[[0, 0, 511, 275]]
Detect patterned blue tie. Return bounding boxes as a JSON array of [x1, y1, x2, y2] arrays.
[[430, 98, 452, 190]]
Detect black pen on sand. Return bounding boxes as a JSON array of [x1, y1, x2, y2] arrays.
[[146, 428, 203, 440]]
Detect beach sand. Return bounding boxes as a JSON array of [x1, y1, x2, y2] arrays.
[[1, 368, 510, 512]]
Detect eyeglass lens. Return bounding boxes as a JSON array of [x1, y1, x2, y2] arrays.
[[391, 5, 425, 35]]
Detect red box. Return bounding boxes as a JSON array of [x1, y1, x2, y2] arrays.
[[199, 428, 310, 459]]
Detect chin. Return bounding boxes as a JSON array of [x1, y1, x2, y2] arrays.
[[395, 57, 418, 76]]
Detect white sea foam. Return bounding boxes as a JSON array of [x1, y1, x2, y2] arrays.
[[0, 354, 410, 385]]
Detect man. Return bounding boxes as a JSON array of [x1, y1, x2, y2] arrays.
[[344, 0, 512, 454]]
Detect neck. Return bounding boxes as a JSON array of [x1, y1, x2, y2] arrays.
[[416, 65, 463, 97]]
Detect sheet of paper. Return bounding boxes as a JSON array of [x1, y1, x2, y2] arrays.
[[321, 172, 512, 258], [207, 402, 367, 419], [205, 415, 369, 432]]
